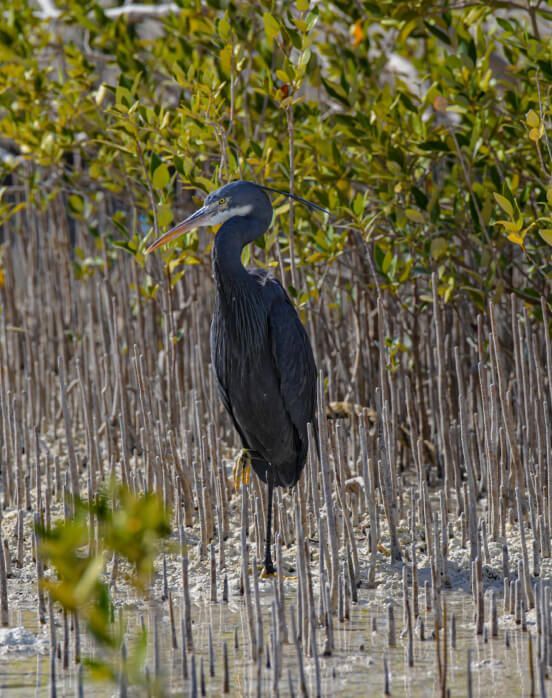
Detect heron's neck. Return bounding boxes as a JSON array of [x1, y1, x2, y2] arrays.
[[212, 216, 267, 289]]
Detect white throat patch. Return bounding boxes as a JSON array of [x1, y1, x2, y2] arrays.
[[209, 204, 253, 226]]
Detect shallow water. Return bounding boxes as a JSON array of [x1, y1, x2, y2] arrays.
[[0, 587, 541, 697]]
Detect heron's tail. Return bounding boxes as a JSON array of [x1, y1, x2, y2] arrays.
[[249, 452, 303, 488], [248, 451, 269, 484]]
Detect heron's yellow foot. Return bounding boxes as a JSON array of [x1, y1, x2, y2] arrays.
[[233, 449, 252, 491], [377, 543, 391, 556]]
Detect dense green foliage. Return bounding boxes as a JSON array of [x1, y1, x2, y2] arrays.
[[0, 0, 550, 308], [38, 485, 171, 684]]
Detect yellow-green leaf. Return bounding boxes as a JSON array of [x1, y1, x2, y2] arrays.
[[507, 232, 525, 247], [87, 660, 116, 682], [276, 69, 290, 83], [526, 109, 539, 128], [157, 204, 173, 229], [263, 12, 280, 41], [405, 208, 425, 223], [219, 45, 232, 76], [352, 192, 365, 217], [496, 218, 522, 233], [43, 580, 77, 611], [493, 193, 514, 218], [74, 555, 105, 605], [152, 163, 170, 190], [241, 243, 251, 267], [68, 194, 84, 214], [168, 257, 180, 273], [539, 229, 552, 246], [115, 85, 131, 107], [218, 15, 231, 41], [547, 188, 552, 207], [95, 83, 108, 106], [299, 48, 311, 67], [296, 0, 310, 10], [382, 249, 393, 273], [431, 237, 448, 260], [89, 162, 102, 180], [529, 124, 545, 142]]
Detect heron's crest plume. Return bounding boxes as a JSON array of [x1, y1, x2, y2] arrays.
[[255, 184, 330, 216]]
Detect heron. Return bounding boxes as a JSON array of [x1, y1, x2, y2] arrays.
[[147, 180, 327, 576]]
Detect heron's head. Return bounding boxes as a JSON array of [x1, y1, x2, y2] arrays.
[[146, 181, 272, 253]]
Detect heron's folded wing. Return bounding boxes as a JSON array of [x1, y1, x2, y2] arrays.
[[210, 318, 254, 451], [267, 285, 317, 454]]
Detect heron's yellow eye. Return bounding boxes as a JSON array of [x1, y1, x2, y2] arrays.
[[218, 198, 227, 206]]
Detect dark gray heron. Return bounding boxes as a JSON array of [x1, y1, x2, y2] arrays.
[[147, 180, 327, 575]]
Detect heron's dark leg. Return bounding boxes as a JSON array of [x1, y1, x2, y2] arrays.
[[263, 466, 276, 575]]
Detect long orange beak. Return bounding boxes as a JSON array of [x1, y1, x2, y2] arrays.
[[146, 204, 214, 254]]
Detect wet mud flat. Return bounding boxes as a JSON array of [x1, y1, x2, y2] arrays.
[[0, 584, 543, 697]]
